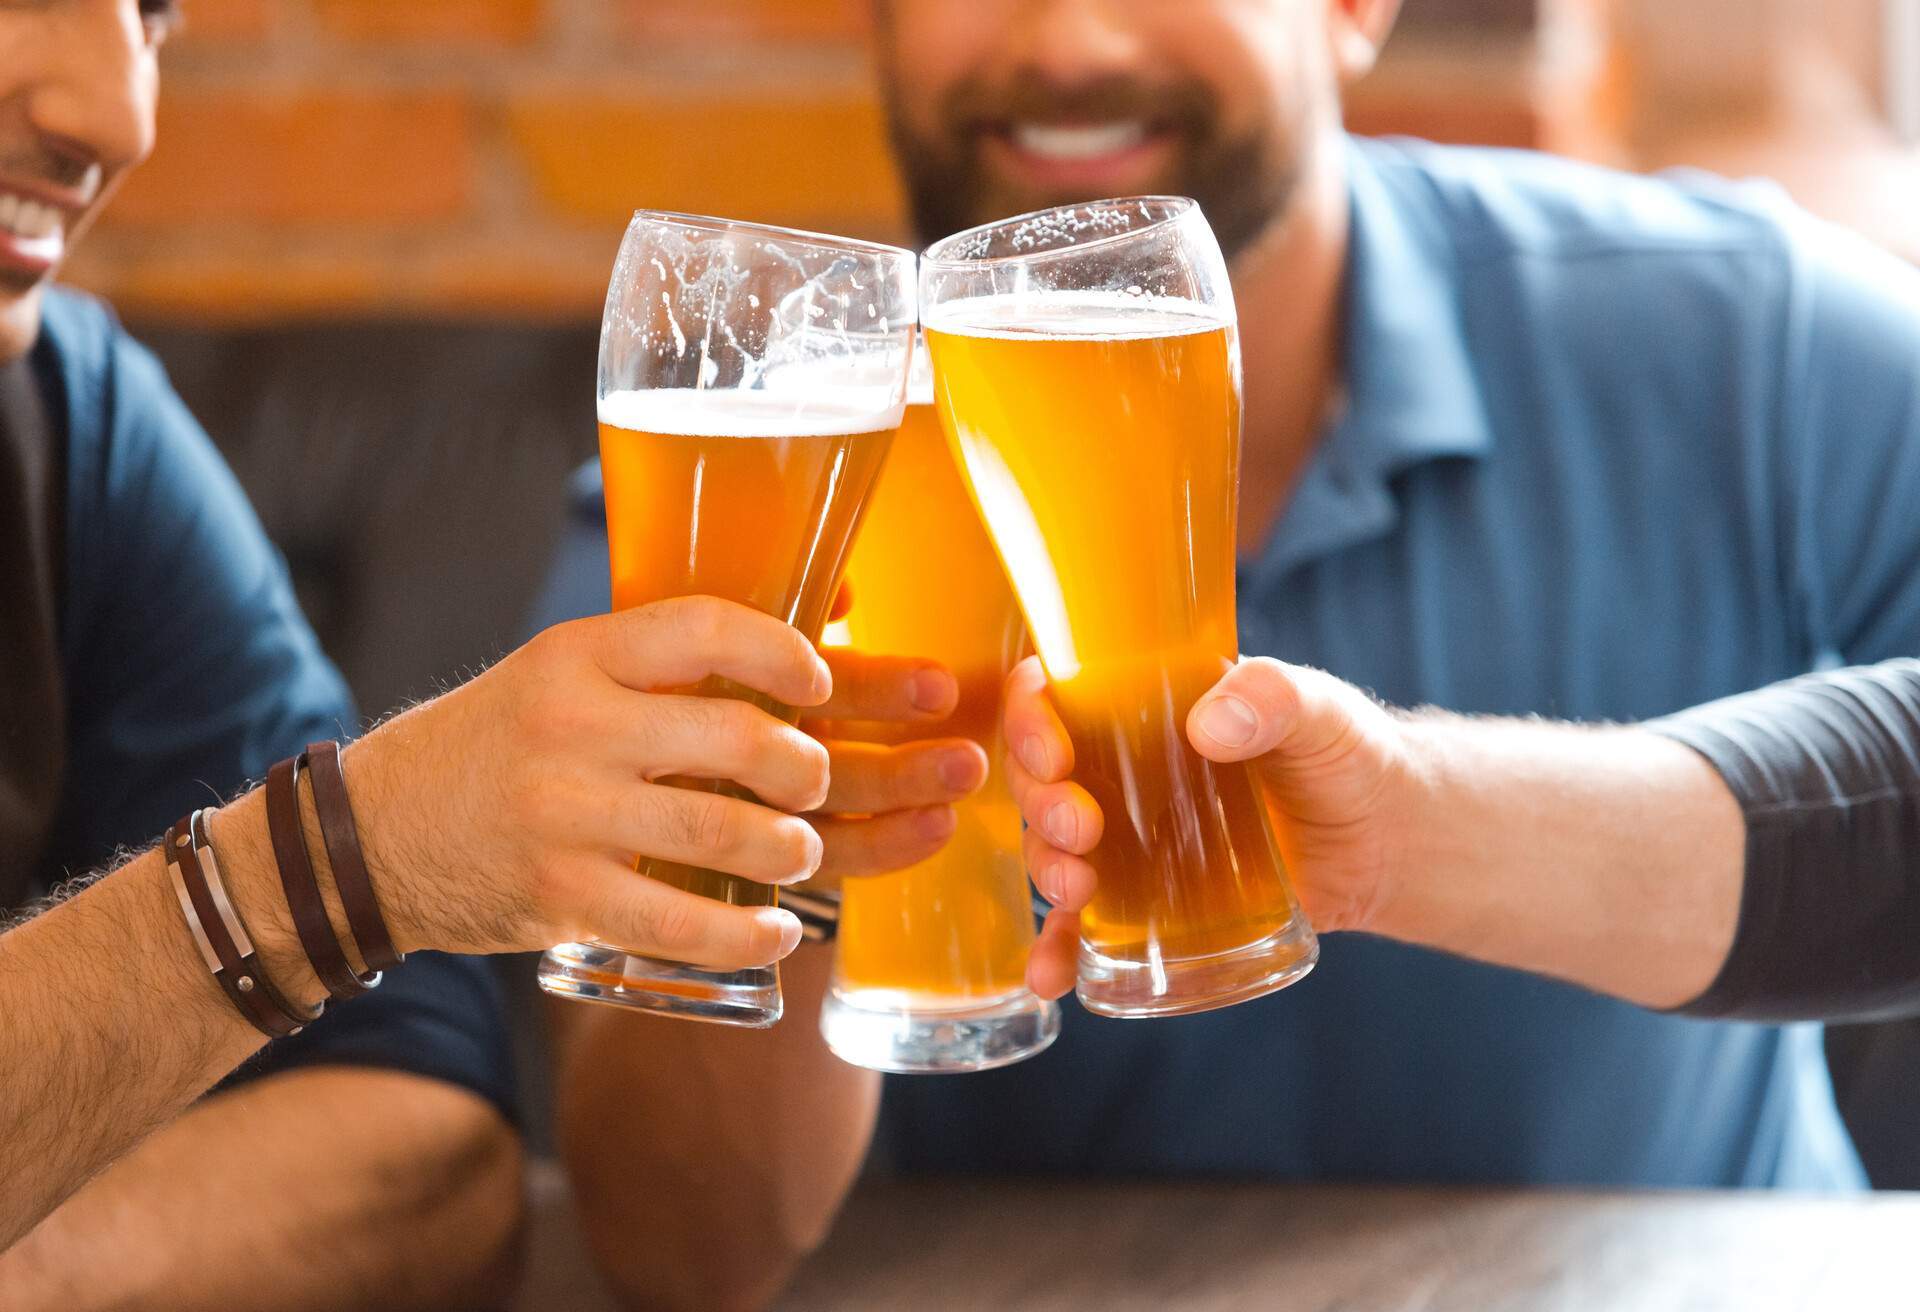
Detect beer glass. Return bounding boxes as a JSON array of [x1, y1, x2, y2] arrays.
[[538, 212, 915, 1027], [921, 197, 1318, 1018], [819, 341, 1061, 1071]]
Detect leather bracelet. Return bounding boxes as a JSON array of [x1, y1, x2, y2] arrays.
[[267, 754, 379, 1001], [305, 740, 402, 972], [166, 811, 319, 1038]]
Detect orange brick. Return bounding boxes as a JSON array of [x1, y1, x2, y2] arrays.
[[312, 0, 543, 45], [111, 89, 475, 227], [62, 252, 393, 323], [623, 0, 866, 44], [174, 0, 273, 43], [507, 93, 904, 234]]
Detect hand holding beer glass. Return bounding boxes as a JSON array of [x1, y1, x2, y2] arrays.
[[921, 198, 1318, 1017], [538, 213, 915, 1027], [819, 342, 1061, 1071]]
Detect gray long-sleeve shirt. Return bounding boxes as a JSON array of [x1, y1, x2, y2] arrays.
[[1655, 660, 1920, 1022]]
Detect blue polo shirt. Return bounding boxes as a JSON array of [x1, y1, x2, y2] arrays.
[[531, 137, 1920, 1187], [30, 289, 514, 1121]]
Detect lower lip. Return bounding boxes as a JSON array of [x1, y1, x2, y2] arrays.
[[980, 130, 1179, 195], [0, 227, 63, 280]]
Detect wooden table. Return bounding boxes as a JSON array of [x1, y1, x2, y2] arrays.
[[779, 1180, 1920, 1310]]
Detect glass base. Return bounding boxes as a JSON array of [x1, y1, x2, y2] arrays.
[[820, 986, 1061, 1073], [537, 941, 782, 1028], [1076, 918, 1319, 1019]]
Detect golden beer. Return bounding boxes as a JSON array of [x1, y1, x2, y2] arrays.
[[831, 401, 1033, 1000], [599, 389, 895, 911], [927, 298, 1308, 1002]]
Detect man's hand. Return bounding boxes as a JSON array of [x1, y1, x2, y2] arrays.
[[803, 647, 989, 891], [1006, 655, 1417, 998], [341, 595, 846, 969]]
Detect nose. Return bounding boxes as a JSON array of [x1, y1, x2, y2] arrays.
[[1009, 0, 1149, 86], [24, 1, 158, 185]]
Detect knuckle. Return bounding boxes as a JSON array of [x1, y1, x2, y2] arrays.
[[681, 792, 742, 856], [641, 892, 707, 956]]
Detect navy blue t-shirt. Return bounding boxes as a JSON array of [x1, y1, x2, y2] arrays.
[[28, 288, 513, 1120], [530, 137, 1920, 1189]]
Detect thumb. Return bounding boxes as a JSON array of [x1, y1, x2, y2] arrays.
[[1187, 658, 1367, 765]]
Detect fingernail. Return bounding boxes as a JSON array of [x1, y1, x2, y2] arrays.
[[760, 909, 803, 957], [909, 668, 957, 714], [912, 805, 957, 841], [1044, 802, 1078, 848], [938, 747, 983, 792], [1020, 733, 1050, 777], [810, 659, 834, 702], [1196, 695, 1258, 748]]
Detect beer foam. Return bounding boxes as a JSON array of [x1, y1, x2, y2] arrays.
[[920, 291, 1230, 342], [598, 388, 904, 438]]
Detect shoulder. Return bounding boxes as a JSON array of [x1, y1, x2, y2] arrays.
[[1354, 136, 1796, 269]]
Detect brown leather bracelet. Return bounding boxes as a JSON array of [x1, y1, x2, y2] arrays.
[[166, 812, 318, 1038], [267, 754, 379, 1001], [305, 740, 403, 972]]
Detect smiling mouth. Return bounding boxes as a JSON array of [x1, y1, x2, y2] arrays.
[[0, 190, 63, 243], [1007, 120, 1152, 161]]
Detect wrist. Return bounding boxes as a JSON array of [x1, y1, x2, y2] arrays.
[[335, 725, 431, 958], [1361, 711, 1455, 945], [204, 792, 329, 1013]]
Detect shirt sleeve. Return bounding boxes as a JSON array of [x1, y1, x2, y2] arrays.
[[48, 294, 513, 1120], [1651, 661, 1920, 1023]]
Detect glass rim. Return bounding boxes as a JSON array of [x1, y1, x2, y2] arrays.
[[921, 196, 1197, 269], [626, 208, 916, 264]]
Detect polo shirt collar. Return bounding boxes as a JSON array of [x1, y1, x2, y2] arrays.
[[1251, 136, 1494, 579]]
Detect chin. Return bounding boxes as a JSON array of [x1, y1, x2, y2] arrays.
[[0, 284, 46, 362]]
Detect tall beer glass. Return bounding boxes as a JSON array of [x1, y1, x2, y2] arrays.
[[921, 198, 1317, 1018], [820, 342, 1060, 1071], [537, 212, 915, 1027]]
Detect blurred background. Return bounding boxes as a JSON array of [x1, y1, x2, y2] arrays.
[[56, 3, 1920, 1282]]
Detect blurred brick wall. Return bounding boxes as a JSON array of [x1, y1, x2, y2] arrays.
[[67, 0, 1620, 324]]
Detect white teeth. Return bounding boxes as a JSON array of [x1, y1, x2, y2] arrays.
[[17, 201, 53, 239], [0, 193, 61, 243], [1011, 121, 1148, 162]]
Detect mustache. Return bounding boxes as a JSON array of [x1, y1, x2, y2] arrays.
[[0, 149, 101, 202], [938, 72, 1220, 139]]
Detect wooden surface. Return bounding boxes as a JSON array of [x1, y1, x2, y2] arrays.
[[779, 1179, 1920, 1311]]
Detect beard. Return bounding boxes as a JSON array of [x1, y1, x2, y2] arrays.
[[885, 70, 1307, 264]]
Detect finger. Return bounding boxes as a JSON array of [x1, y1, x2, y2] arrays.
[[1013, 773, 1103, 856], [1186, 658, 1371, 764], [829, 580, 854, 622], [810, 805, 957, 886], [598, 691, 831, 813], [603, 780, 823, 884], [574, 857, 803, 970], [820, 738, 986, 815], [815, 647, 958, 723], [575, 596, 832, 709], [1025, 906, 1081, 1001], [1023, 829, 1099, 910], [1002, 656, 1073, 782]]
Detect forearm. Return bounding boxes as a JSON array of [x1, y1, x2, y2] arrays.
[[1380, 714, 1744, 1010], [554, 942, 878, 1312], [0, 1068, 524, 1312], [0, 786, 327, 1248]]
